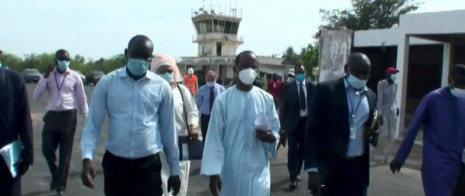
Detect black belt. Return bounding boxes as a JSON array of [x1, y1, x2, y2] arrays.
[[346, 155, 364, 161], [47, 109, 76, 114]]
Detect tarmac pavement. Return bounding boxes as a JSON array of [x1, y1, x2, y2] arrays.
[[21, 83, 424, 196]]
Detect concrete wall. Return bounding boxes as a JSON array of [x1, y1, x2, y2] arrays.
[[354, 29, 438, 47], [354, 10, 465, 48], [318, 29, 353, 82], [400, 10, 465, 35]]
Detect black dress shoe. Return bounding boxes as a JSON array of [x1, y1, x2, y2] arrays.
[[56, 190, 64, 196], [50, 181, 56, 191], [289, 181, 298, 191]]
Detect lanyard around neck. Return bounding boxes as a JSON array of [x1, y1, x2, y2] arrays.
[[347, 87, 366, 119], [54, 72, 68, 93]]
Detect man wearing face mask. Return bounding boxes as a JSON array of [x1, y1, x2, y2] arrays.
[[305, 53, 378, 196], [287, 68, 295, 83], [184, 68, 198, 97], [280, 65, 315, 191], [390, 64, 465, 196], [33, 49, 88, 196], [377, 67, 400, 164], [201, 51, 280, 196], [196, 70, 225, 141], [80, 35, 181, 196]]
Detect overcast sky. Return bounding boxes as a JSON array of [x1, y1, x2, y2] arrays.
[[1, 0, 464, 60]]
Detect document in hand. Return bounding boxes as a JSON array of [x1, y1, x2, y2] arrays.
[[254, 113, 277, 159], [254, 113, 272, 131], [0, 140, 23, 178], [178, 136, 204, 161]]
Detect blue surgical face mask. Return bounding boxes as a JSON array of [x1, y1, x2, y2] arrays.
[[159, 72, 174, 83], [296, 73, 305, 82], [57, 60, 70, 72], [347, 74, 367, 90], [127, 59, 150, 76]]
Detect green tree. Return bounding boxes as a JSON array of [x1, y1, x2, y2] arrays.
[[1, 51, 126, 74], [1, 53, 23, 71], [300, 43, 319, 80], [35, 53, 56, 72], [282, 47, 300, 66], [317, 0, 420, 36]]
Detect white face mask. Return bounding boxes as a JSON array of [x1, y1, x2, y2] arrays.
[[238, 68, 257, 85], [390, 74, 397, 81], [207, 81, 216, 87], [451, 87, 465, 98], [287, 77, 295, 83]]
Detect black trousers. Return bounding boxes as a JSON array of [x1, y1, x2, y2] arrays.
[[287, 118, 306, 182], [321, 156, 367, 196], [201, 114, 211, 142], [42, 109, 77, 191], [453, 163, 465, 196], [102, 151, 163, 196], [0, 159, 21, 196]]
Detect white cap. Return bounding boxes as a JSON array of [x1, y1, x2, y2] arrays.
[[187, 68, 194, 75], [288, 68, 295, 76]]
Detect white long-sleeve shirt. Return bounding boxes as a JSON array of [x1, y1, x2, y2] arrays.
[[173, 84, 199, 135], [377, 79, 397, 114]]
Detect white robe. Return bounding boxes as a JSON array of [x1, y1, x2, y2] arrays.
[[200, 86, 280, 196]]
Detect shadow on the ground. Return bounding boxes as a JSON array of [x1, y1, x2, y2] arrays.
[[68, 170, 104, 180], [23, 190, 53, 196]]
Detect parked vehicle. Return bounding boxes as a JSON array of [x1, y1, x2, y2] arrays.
[[85, 71, 105, 86], [75, 70, 86, 84], [22, 69, 42, 83]]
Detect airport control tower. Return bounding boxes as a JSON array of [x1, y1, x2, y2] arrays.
[[180, 4, 285, 84], [191, 6, 243, 57]]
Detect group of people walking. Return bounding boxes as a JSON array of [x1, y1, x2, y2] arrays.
[[0, 35, 465, 196]]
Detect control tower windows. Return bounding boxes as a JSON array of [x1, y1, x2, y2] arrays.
[[216, 42, 222, 56]]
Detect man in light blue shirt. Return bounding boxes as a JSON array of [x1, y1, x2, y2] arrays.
[[196, 70, 225, 140], [80, 35, 181, 196]]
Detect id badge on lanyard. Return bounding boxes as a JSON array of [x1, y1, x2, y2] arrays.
[[348, 90, 364, 140], [54, 73, 68, 106], [349, 115, 356, 140]]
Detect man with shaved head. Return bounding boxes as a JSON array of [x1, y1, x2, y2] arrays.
[[280, 65, 315, 191], [80, 35, 181, 196], [201, 51, 280, 196], [305, 53, 379, 196], [33, 49, 88, 196], [196, 69, 225, 141]]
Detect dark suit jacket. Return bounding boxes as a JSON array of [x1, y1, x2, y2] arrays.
[[280, 80, 315, 134], [0, 69, 34, 165], [304, 77, 376, 184]]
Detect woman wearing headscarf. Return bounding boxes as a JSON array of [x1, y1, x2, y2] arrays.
[[151, 54, 199, 196]]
